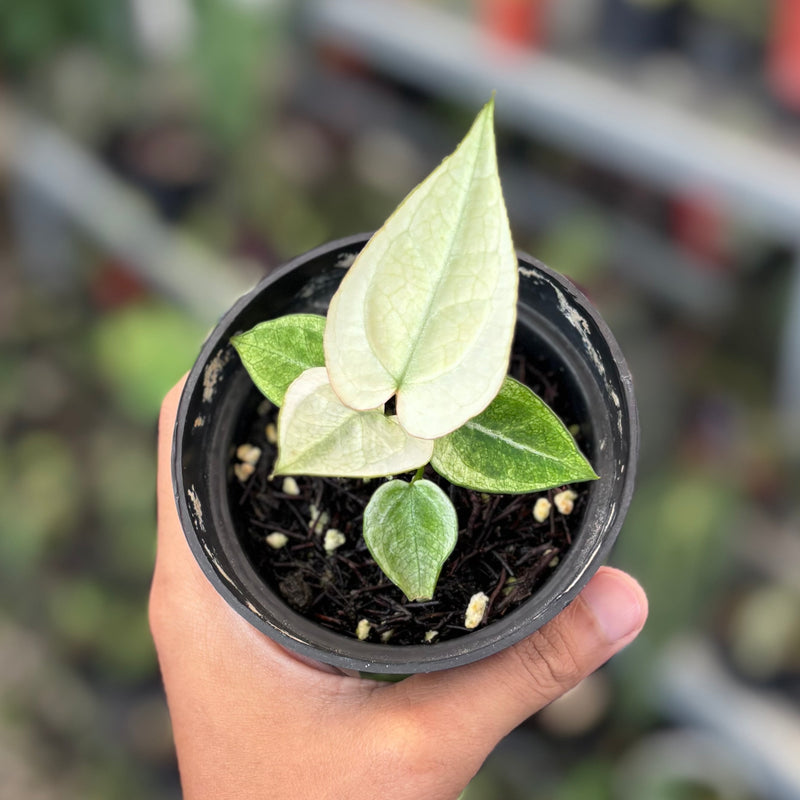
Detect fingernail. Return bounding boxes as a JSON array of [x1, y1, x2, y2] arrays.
[[581, 570, 645, 644]]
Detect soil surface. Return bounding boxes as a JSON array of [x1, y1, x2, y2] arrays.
[[229, 352, 591, 646]]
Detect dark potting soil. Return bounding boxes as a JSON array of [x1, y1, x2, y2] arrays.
[[229, 351, 591, 646]]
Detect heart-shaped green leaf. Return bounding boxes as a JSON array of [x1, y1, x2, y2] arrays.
[[364, 478, 458, 601], [431, 377, 598, 492], [324, 98, 518, 439], [274, 368, 433, 478], [232, 314, 325, 406]]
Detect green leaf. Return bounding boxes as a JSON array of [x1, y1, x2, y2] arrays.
[[324, 98, 518, 439], [363, 479, 458, 601], [431, 377, 598, 493], [274, 368, 433, 477], [232, 314, 325, 406]]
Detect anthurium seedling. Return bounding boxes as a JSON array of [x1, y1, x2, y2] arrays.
[[232, 98, 597, 603]]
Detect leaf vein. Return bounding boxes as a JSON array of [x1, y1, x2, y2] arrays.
[[465, 421, 563, 463]]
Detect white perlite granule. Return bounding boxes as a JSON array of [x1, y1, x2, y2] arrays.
[[323, 528, 346, 553], [282, 477, 300, 496], [236, 443, 262, 465], [309, 504, 331, 535], [533, 497, 552, 522], [554, 489, 578, 515], [464, 592, 489, 630], [266, 532, 288, 549], [233, 462, 255, 482], [356, 619, 371, 641]]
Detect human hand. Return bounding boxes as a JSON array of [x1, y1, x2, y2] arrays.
[[151, 379, 647, 800]]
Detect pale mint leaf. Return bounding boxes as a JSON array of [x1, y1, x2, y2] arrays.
[[232, 314, 325, 406], [431, 377, 598, 492], [324, 98, 518, 439], [363, 478, 458, 601], [274, 368, 433, 478]]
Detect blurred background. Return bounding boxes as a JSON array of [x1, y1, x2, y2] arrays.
[[1, 0, 799, 797]]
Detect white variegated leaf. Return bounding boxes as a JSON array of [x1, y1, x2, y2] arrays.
[[273, 368, 433, 478], [324, 98, 518, 439]]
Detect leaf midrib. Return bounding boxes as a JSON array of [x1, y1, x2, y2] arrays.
[[465, 420, 564, 464], [376, 114, 492, 389]]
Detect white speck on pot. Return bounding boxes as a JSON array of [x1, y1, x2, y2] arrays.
[[424, 630, 438, 643], [234, 462, 255, 482], [554, 489, 578, 515], [533, 497, 552, 523], [202, 349, 231, 403], [265, 423, 278, 444], [356, 619, 371, 640], [266, 532, 289, 549], [187, 485, 205, 532], [323, 528, 346, 553], [236, 443, 262, 465], [465, 592, 489, 630], [282, 477, 300, 496]]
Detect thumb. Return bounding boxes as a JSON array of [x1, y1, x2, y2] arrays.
[[396, 567, 647, 748]]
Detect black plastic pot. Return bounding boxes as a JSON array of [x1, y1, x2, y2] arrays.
[[173, 233, 638, 675]]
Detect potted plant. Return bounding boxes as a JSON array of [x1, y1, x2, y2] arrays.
[[172, 99, 638, 676]]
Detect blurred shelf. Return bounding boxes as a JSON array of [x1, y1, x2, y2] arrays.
[[303, 0, 800, 241], [0, 96, 258, 325], [659, 637, 800, 800], [292, 66, 734, 320], [737, 511, 800, 592]]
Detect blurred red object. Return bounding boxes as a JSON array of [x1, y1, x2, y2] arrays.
[[477, 0, 549, 48], [91, 261, 150, 310], [670, 191, 729, 272], [768, 0, 800, 112]]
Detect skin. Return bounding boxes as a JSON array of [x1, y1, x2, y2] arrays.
[[151, 380, 648, 800]]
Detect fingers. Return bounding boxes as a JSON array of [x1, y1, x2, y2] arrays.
[[393, 567, 647, 749]]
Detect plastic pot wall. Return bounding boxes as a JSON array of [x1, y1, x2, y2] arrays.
[[173, 233, 638, 675]]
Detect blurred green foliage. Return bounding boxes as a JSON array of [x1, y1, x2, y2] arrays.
[[0, 272, 204, 797], [91, 300, 207, 422], [0, 0, 129, 73], [192, 0, 287, 146], [0, 431, 81, 573]]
